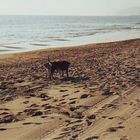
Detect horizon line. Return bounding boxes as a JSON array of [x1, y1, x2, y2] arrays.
[[0, 14, 140, 17]]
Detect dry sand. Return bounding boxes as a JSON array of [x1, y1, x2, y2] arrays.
[[0, 39, 140, 140]]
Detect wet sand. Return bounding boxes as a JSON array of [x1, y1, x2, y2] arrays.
[[0, 39, 140, 140]]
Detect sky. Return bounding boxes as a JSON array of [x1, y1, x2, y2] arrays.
[[0, 0, 140, 16]]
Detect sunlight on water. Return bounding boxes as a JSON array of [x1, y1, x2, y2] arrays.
[[0, 15, 140, 54]]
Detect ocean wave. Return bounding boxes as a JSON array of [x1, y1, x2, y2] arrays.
[[31, 43, 48, 46], [0, 42, 21, 46], [95, 26, 140, 32], [51, 38, 70, 41], [67, 32, 97, 38], [0, 49, 12, 52], [1, 45, 22, 49], [0, 46, 13, 53], [47, 37, 70, 41]]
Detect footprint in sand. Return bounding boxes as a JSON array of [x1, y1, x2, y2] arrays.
[[0, 108, 9, 111], [23, 101, 29, 104], [41, 103, 49, 107], [58, 131, 70, 137], [107, 126, 125, 132], [80, 94, 89, 99], [102, 116, 107, 118], [38, 93, 49, 99], [22, 122, 34, 125], [87, 114, 96, 120], [65, 119, 83, 127], [102, 89, 113, 96], [120, 136, 129, 140], [62, 94, 69, 97], [16, 111, 23, 116], [108, 117, 114, 120], [69, 97, 77, 101], [74, 90, 80, 93], [59, 98, 65, 101], [43, 105, 52, 110], [23, 108, 43, 116], [86, 119, 92, 126], [60, 101, 66, 105], [34, 122, 42, 125], [69, 101, 76, 104], [29, 104, 39, 108], [32, 111, 43, 116], [107, 127, 117, 132], [41, 115, 48, 118], [52, 136, 64, 139], [22, 122, 42, 125], [0, 114, 18, 124], [59, 89, 68, 92], [72, 134, 78, 138], [0, 112, 9, 115], [25, 96, 31, 99], [70, 107, 76, 112], [0, 128, 7, 131], [85, 136, 99, 140]]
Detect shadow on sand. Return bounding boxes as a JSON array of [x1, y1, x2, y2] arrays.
[[60, 76, 90, 83]]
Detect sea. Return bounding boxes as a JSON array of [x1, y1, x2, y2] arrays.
[[0, 15, 140, 54]]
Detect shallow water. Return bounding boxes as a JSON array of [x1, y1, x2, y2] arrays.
[[0, 15, 140, 54]]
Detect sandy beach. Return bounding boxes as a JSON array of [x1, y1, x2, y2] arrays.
[[0, 39, 140, 140]]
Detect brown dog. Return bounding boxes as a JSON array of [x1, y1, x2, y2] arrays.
[[44, 56, 70, 79]]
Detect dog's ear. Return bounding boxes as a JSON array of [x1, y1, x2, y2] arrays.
[[48, 62, 52, 66], [48, 55, 51, 63], [44, 63, 52, 68]]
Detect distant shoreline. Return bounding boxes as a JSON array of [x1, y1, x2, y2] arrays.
[[0, 38, 140, 60], [0, 35, 140, 55]]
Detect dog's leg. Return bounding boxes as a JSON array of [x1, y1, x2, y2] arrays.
[[59, 70, 61, 78], [62, 70, 64, 77], [66, 69, 69, 78]]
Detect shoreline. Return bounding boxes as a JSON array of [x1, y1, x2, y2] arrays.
[[0, 38, 140, 60], [0, 30, 140, 55]]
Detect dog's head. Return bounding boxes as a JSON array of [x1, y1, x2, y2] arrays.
[[44, 62, 52, 70]]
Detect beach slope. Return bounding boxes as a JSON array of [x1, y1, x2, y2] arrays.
[[0, 39, 140, 140]]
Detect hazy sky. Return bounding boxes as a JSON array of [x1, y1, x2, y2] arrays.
[[0, 0, 140, 16]]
